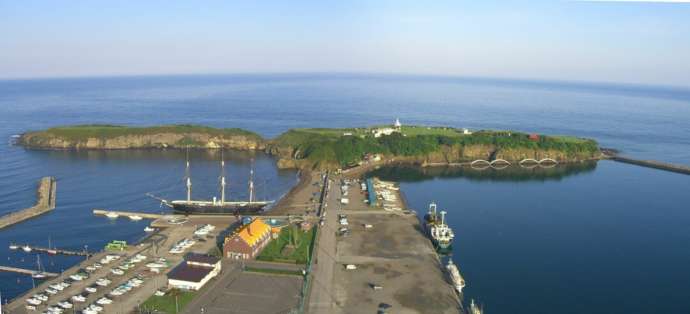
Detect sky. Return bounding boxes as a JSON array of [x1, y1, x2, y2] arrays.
[[1, 0, 689, 87]]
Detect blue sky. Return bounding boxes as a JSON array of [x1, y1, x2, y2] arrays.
[[1, 0, 689, 86]]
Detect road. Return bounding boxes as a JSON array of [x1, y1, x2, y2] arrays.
[[307, 176, 340, 314]]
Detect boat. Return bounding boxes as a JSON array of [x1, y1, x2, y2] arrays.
[[9, 243, 18, 250], [47, 236, 57, 255], [470, 299, 483, 314], [445, 258, 465, 294], [424, 203, 454, 249], [26, 298, 41, 306], [128, 215, 143, 221], [150, 150, 273, 215], [105, 212, 119, 219], [22, 245, 32, 252], [32, 255, 48, 279], [144, 226, 155, 232]]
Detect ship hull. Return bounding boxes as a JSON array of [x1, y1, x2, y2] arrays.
[[170, 202, 270, 215]]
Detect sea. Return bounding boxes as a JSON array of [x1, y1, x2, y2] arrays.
[[0, 74, 689, 313]]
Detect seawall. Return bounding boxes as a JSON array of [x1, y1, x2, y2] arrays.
[[0, 176, 56, 229], [602, 150, 690, 175]]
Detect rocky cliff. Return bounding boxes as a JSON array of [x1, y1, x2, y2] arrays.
[[19, 127, 265, 151]]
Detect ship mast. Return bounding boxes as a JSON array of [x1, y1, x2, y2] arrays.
[[248, 159, 254, 203], [185, 148, 192, 204], [440, 210, 446, 226], [220, 150, 226, 204]]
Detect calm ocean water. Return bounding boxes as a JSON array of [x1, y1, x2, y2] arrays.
[[0, 74, 689, 312]]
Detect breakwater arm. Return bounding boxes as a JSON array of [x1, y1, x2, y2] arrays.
[[0, 176, 56, 229], [602, 150, 690, 175]]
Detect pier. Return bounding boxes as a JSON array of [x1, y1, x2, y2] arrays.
[[0, 177, 56, 229], [0, 265, 59, 277], [603, 150, 690, 175], [10, 244, 91, 257]]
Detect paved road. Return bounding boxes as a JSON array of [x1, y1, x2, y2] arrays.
[[307, 177, 340, 314]]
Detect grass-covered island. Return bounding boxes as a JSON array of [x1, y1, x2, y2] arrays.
[[19, 124, 600, 169]]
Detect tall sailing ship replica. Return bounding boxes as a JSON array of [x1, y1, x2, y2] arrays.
[[156, 150, 273, 215]]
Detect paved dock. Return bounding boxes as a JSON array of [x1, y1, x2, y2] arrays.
[[308, 175, 461, 314], [0, 176, 56, 229]]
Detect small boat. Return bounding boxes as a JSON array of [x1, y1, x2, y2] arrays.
[[144, 226, 155, 232], [105, 212, 119, 219], [22, 245, 33, 253], [9, 243, 18, 250], [470, 299, 483, 314], [26, 298, 42, 305], [47, 236, 57, 254], [129, 215, 143, 221], [32, 255, 47, 279]]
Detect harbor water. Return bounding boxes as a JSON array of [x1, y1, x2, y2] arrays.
[[0, 74, 689, 313]]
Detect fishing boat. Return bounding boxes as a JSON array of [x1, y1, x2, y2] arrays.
[[9, 243, 18, 250], [150, 150, 273, 215], [445, 258, 465, 294], [22, 245, 32, 253], [128, 215, 143, 221], [105, 212, 119, 219], [424, 202, 454, 249], [144, 226, 155, 232]]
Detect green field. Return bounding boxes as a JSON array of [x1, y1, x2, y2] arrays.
[[256, 226, 316, 264], [141, 289, 196, 314]]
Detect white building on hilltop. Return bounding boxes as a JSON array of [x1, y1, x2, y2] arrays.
[[372, 119, 402, 138]]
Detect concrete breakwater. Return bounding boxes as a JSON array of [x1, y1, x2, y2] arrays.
[[602, 150, 690, 175], [0, 176, 56, 229]]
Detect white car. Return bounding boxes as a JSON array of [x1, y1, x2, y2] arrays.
[[85, 286, 97, 293], [45, 288, 58, 295], [70, 274, 84, 281], [110, 268, 124, 276]]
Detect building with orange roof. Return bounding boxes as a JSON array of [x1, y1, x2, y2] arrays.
[[223, 218, 272, 260]]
